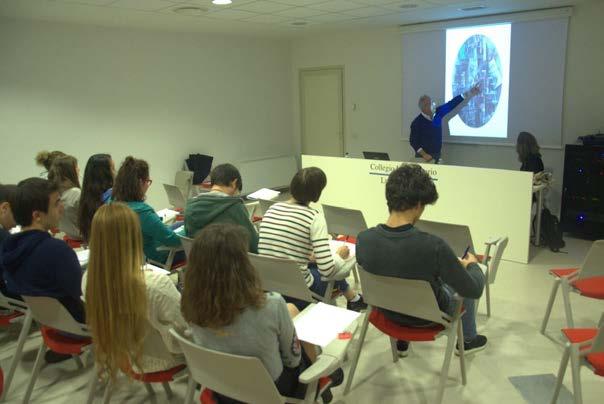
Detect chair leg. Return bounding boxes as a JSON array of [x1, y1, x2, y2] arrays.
[[550, 344, 570, 404], [389, 337, 399, 363], [102, 380, 112, 404], [436, 329, 457, 404], [343, 310, 371, 395], [73, 354, 84, 369], [569, 345, 582, 404], [301, 379, 319, 404], [86, 371, 100, 404], [485, 281, 492, 317], [185, 373, 196, 404], [161, 382, 173, 398], [2, 311, 33, 400], [352, 265, 359, 285], [144, 383, 155, 395], [456, 320, 466, 385], [561, 281, 575, 329], [541, 280, 561, 334], [22, 341, 46, 404]]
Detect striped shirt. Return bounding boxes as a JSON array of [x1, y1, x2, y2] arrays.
[[258, 202, 336, 287]]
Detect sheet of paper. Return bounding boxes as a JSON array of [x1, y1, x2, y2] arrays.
[[294, 303, 360, 347], [156, 208, 179, 224], [247, 188, 280, 200], [329, 240, 356, 258], [76, 249, 90, 267]]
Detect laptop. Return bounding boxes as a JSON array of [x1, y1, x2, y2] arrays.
[[163, 184, 187, 209], [363, 151, 390, 161]]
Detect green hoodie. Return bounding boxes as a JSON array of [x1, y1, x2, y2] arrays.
[[126, 201, 182, 263], [184, 192, 259, 253]]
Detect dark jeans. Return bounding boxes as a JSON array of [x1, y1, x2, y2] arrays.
[[284, 266, 351, 311]]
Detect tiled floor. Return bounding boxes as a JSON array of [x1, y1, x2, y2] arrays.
[[1, 237, 602, 403]]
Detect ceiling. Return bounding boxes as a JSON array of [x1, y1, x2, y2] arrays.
[[0, 0, 580, 37]]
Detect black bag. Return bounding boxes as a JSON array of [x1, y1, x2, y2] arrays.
[[538, 208, 565, 252]]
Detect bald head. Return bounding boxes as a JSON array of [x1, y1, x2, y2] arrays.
[[418, 95, 433, 117]]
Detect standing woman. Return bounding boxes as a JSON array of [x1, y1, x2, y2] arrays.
[[85, 203, 186, 377], [78, 154, 115, 243], [48, 155, 82, 241], [516, 131, 544, 174], [112, 156, 183, 266], [35, 150, 66, 178]]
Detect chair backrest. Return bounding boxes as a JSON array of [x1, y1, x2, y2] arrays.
[[169, 329, 284, 404], [248, 253, 314, 303], [178, 234, 194, 259], [21, 296, 89, 337], [357, 265, 449, 326], [322, 204, 368, 237], [579, 240, 604, 279], [174, 170, 194, 199], [0, 291, 29, 315], [416, 219, 474, 256], [163, 184, 187, 209], [258, 199, 277, 216], [244, 202, 258, 220], [589, 313, 604, 354], [487, 236, 509, 284]]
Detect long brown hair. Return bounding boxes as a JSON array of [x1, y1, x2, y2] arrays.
[[516, 131, 540, 163], [113, 156, 149, 202], [85, 203, 148, 380], [48, 155, 80, 192], [182, 223, 265, 328]]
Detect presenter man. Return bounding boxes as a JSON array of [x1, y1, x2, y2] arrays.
[[409, 84, 480, 164]]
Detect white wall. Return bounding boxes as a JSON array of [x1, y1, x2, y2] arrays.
[[0, 19, 293, 207], [291, 0, 604, 215]]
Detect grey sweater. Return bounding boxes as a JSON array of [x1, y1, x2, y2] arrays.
[[356, 224, 484, 324], [189, 292, 301, 381]]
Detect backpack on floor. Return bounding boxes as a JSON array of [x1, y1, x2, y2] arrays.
[[538, 208, 565, 252]]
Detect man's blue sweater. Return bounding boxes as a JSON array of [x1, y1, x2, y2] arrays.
[[409, 95, 464, 156]]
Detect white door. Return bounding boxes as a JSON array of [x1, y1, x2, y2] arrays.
[[300, 68, 344, 157]]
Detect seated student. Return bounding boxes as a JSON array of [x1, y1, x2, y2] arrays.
[[356, 164, 486, 356], [184, 163, 258, 253], [84, 203, 186, 375], [78, 153, 115, 243], [516, 131, 544, 174], [35, 150, 65, 179], [258, 167, 365, 312], [0, 178, 84, 362], [48, 155, 82, 241], [0, 184, 18, 301], [182, 223, 340, 403], [112, 156, 183, 266]]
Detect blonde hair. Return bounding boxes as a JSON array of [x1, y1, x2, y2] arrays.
[[85, 203, 148, 380], [35, 150, 66, 170]]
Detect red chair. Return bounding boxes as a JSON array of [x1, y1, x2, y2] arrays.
[[63, 235, 84, 249], [94, 327, 187, 403], [20, 296, 91, 404], [0, 292, 33, 401], [344, 266, 466, 404], [551, 313, 604, 404], [541, 240, 604, 333]]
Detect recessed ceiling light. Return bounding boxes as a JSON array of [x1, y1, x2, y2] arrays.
[[291, 21, 307, 26], [173, 6, 208, 16], [212, 0, 232, 5], [459, 5, 487, 11], [399, 4, 418, 9]]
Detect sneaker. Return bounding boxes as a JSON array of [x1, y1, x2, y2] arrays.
[[44, 350, 73, 364], [346, 295, 367, 312], [455, 335, 487, 356], [396, 340, 410, 357]]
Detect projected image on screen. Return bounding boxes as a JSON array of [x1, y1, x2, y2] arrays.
[[446, 24, 511, 138]]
